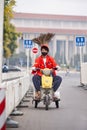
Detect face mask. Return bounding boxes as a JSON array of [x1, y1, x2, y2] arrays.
[[41, 52, 48, 56]]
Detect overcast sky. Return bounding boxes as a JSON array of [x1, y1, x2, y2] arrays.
[[14, 0, 87, 16]]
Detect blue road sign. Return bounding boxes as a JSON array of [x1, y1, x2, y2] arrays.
[[24, 40, 33, 48], [76, 36, 85, 46]]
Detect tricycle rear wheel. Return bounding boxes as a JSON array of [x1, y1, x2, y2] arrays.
[[55, 100, 59, 108], [35, 100, 38, 108]]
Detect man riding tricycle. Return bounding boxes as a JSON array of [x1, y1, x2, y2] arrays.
[[32, 33, 62, 110]]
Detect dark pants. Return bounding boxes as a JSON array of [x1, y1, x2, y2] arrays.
[[32, 75, 62, 92]]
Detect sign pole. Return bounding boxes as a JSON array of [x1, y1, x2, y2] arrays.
[[79, 46, 82, 65], [32, 47, 38, 64], [23, 39, 33, 89], [79, 46, 83, 85], [76, 36, 85, 85], [27, 49, 29, 73], [23, 39, 33, 73]]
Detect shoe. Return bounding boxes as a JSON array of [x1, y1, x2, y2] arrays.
[[37, 91, 41, 98], [35, 91, 41, 99], [53, 91, 60, 101], [35, 91, 38, 98]]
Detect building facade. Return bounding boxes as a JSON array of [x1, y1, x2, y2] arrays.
[[11, 12, 87, 67]]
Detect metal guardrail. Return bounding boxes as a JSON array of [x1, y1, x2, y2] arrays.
[[81, 62, 87, 85], [2, 71, 27, 81]]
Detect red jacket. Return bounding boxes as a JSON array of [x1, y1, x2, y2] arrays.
[[32, 55, 58, 76]]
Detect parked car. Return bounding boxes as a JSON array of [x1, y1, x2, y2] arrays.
[[8, 66, 21, 72], [2, 63, 9, 73]]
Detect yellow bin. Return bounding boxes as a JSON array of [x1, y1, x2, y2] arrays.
[[41, 75, 53, 88]]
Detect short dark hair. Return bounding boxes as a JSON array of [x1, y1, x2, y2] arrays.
[[41, 46, 49, 52]]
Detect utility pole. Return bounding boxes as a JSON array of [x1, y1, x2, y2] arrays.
[[0, 0, 4, 84]]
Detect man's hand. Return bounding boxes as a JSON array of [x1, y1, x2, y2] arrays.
[[32, 67, 36, 71], [57, 66, 61, 71], [54, 66, 61, 71]]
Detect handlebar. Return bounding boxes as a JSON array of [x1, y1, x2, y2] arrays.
[[32, 67, 60, 75], [53, 67, 58, 70], [36, 67, 58, 70]]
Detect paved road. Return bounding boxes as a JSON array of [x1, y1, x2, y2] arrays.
[[6, 71, 87, 130]]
